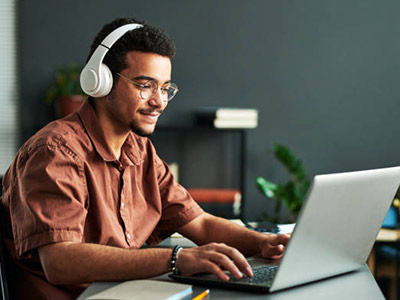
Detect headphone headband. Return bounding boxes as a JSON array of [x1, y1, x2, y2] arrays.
[[101, 24, 143, 48], [80, 23, 143, 98]]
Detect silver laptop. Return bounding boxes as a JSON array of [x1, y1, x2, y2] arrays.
[[170, 167, 400, 293]]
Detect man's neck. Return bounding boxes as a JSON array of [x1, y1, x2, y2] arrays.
[[101, 125, 129, 161], [91, 99, 129, 160]]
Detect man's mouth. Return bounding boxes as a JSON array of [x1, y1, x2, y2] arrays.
[[139, 109, 163, 121]]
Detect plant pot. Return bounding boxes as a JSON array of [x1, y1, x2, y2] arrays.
[[55, 95, 87, 118]]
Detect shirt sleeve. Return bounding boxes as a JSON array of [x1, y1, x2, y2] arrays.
[[7, 141, 88, 257], [146, 145, 204, 245]]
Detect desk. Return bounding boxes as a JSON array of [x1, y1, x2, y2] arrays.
[[77, 265, 383, 300], [77, 237, 385, 300]]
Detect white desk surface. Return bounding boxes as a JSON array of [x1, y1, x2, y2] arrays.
[[77, 237, 384, 300], [77, 265, 383, 300]]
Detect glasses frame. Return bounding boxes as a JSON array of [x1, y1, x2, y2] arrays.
[[117, 73, 179, 102]]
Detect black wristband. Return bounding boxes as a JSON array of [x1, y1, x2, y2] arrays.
[[171, 245, 183, 275]]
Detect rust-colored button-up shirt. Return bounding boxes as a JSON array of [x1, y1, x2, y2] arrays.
[[2, 100, 203, 299]]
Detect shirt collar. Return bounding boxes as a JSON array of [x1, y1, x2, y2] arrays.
[[77, 100, 142, 166]]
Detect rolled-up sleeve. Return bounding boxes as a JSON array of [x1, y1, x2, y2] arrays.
[[8, 141, 88, 257]]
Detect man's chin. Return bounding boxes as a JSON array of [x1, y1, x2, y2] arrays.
[[130, 124, 156, 137]]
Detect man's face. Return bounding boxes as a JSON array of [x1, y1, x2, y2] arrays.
[[105, 51, 172, 136]]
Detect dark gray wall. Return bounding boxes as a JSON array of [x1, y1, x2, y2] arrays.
[[19, 0, 400, 221]]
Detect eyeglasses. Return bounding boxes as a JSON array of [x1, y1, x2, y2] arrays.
[[117, 73, 179, 102]]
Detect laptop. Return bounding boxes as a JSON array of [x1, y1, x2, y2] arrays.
[[170, 167, 400, 293]]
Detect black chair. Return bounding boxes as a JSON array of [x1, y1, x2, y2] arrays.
[[0, 195, 10, 300]]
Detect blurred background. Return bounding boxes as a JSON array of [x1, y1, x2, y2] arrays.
[[1, 0, 400, 222]]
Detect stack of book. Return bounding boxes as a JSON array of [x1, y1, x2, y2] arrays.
[[86, 279, 193, 300], [195, 107, 258, 129]]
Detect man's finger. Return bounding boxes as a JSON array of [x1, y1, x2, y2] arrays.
[[205, 243, 252, 277], [268, 233, 290, 246]]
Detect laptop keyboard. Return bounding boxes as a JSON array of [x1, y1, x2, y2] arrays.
[[229, 265, 278, 285]]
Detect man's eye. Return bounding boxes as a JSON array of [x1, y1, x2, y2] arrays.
[[141, 84, 153, 89], [161, 87, 170, 93]]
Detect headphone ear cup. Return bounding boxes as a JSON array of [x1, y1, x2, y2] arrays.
[[80, 66, 100, 97], [80, 63, 112, 98], [96, 63, 113, 97]]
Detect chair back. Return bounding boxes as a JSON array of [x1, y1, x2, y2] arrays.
[[0, 196, 10, 300]]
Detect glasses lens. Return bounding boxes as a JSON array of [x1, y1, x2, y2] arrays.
[[167, 83, 178, 101], [140, 81, 157, 100], [139, 80, 178, 102]]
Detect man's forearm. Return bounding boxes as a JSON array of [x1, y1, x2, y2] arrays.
[[39, 242, 172, 285], [179, 213, 267, 257]]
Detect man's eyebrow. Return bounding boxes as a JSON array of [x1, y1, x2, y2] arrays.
[[133, 75, 171, 84], [133, 75, 155, 81]]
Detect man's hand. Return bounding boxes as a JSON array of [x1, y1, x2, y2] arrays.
[[260, 233, 291, 259], [176, 213, 292, 280], [176, 243, 253, 281]]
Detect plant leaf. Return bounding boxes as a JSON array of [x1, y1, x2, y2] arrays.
[[255, 177, 279, 199], [45, 64, 85, 104], [256, 143, 311, 222]]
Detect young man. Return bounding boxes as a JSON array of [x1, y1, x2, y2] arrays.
[[2, 18, 289, 300]]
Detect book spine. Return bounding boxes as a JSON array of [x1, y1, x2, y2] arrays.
[[196, 110, 258, 120], [195, 107, 258, 120], [215, 110, 258, 119], [213, 119, 258, 129], [188, 188, 241, 203], [196, 116, 258, 128]]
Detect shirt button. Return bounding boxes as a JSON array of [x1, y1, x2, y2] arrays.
[[127, 233, 131, 240], [121, 201, 125, 209]]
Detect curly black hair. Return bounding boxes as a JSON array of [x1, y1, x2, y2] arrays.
[[86, 17, 176, 88]]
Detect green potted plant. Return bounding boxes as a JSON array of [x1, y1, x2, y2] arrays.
[[45, 64, 87, 118], [256, 144, 311, 223]]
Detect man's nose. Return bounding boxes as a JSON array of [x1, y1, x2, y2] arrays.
[[148, 88, 165, 108]]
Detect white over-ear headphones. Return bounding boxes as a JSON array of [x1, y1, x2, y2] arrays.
[[80, 23, 143, 98]]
